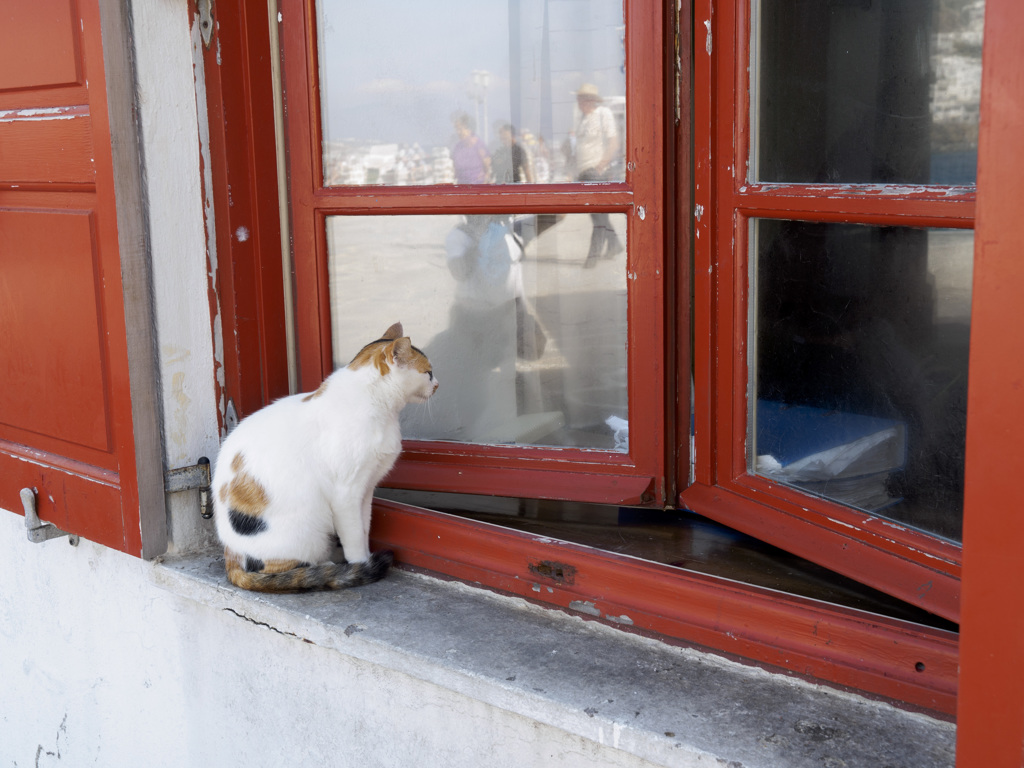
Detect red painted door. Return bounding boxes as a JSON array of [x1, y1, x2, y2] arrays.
[[0, 1, 145, 554]]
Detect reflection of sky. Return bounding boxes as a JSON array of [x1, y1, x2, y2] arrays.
[[318, 0, 625, 149]]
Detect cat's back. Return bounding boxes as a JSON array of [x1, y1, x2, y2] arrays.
[[222, 390, 312, 450], [213, 390, 321, 490]]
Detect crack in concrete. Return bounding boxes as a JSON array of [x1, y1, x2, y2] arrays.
[[222, 607, 315, 644]]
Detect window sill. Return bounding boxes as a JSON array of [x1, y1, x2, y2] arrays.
[[152, 551, 953, 767]]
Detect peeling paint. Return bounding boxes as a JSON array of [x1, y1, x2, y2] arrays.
[[0, 106, 86, 122], [605, 614, 634, 626], [751, 182, 975, 199], [11, 452, 117, 487], [705, 19, 712, 55], [569, 600, 601, 617], [529, 560, 576, 584], [192, 11, 228, 437], [825, 517, 857, 531], [880, 520, 909, 532]]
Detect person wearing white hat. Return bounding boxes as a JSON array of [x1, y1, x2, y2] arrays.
[[574, 83, 624, 267]]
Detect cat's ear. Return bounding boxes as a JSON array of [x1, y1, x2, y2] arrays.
[[388, 337, 414, 364], [381, 322, 403, 340]]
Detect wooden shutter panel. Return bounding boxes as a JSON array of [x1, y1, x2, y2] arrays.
[[0, 0, 164, 556]]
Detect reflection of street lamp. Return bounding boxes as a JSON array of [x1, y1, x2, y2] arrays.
[[470, 69, 491, 145]]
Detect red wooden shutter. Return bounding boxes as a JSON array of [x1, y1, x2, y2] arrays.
[[0, 0, 163, 556]]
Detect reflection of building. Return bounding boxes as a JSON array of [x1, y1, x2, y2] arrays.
[[322, 141, 454, 186], [930, 0, 984, 182]]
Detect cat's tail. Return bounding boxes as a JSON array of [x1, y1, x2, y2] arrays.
[[224, 548, 394, 592]]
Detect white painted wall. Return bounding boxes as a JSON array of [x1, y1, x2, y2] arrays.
[[0, 512, 662, 768], [132, 0, 223, 554]]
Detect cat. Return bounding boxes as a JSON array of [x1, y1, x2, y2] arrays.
[[212, 322, 438, 592]]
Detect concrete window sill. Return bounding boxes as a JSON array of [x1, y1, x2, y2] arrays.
[[153, 552, 954, 768]]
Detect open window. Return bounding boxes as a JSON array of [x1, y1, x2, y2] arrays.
[[205, 0, 973, 714], [279, 0, 669, 506], [687, 0, 981, 623]]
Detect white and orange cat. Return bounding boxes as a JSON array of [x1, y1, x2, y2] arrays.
[[212, 323, 438, 592]]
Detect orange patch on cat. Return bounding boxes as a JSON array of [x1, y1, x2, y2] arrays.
[[261, 558, 305, 574], [228, 473, 268, 515], [302, 380, 329, 401], [224, 548, 259, 590], [223, 453, 269, 515], [347, 343, 391, 375], [221, 450, 268, 518], [224, 548, 319, 592], [411, 353, 432, 374], [224, 547, 244, 571]]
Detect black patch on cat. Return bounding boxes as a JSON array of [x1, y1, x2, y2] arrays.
[[245, 556, 265, 573], [229, 508, 268, 536]]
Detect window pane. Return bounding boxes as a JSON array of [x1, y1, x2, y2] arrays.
[[327, 213, 628, 451], [317, 0, 626, 186], [752, 0, 984, 184], [750, 220, 972, 542]]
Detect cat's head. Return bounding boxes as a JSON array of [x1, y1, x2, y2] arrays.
[[348, 322, 438, 403]]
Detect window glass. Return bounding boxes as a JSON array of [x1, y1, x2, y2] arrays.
[[749, 221, 972, 541], [751, 0, 984, 184], [316, 0, 627, 186], [327, 213, 628, 450]]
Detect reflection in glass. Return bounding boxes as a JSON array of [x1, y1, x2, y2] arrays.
[[750, 221, 973, 541], [752, 0, 984, 184], [326, 213, 628, 450], [317, 0, 626, 186]]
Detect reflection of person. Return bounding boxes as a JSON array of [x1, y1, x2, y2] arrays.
[[401, 215, 525, 442], [491, 124, 534, 184], [574, 83, 624, 267], [451, 112, 491, 184], [530, 133, 551, 183]]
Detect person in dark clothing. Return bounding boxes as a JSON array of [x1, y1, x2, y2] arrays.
[[491, 124, 534, 184]]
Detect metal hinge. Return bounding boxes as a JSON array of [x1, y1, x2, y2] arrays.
[[20, 488, 79, 546], [197, 0, 214, 48], [164, 457, 213, 519]]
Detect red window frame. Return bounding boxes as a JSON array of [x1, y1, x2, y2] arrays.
[[685, 0, 971, 624], [956, 0, 1024, 760], [201, 0, 967, 716], [196, 0, 290, 421], [278, 0, 671, 508]]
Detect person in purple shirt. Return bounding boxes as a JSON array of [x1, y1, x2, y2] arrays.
[[452, 112, 491, 184]]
